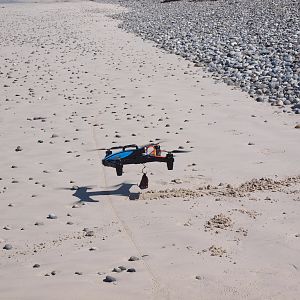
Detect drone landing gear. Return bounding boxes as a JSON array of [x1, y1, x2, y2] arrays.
[[116, 161, 123, 176]]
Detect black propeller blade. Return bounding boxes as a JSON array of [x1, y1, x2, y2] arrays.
[[162, 149, 191, 154]]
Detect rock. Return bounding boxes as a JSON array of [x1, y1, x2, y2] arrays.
[[103, 275, 116, 282], [85, 231, 94, 237], [276, 100, 284, 106], [127, 268, 136, 273], [75, 271, 83, 275], [35, 221, 44, 226], [113, 267, 122, 273], [47, 213, 57, 219], [128, 256, 139, 261], [3, 244, 13, 250]]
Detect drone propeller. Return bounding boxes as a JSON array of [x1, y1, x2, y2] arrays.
[[55, 185, 96, 191], [162, 149, 191, 154], [88, 145, 124, 152]]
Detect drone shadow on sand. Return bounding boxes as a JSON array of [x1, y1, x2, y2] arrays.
[[71, 183, 140, 203]]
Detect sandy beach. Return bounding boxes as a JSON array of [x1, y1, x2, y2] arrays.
[[0, 1, 299, 299]]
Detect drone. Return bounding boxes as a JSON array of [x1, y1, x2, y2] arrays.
[[95, 142, 188, 177]]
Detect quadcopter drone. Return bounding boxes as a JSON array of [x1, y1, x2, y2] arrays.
[[96, 143, 187, 176]]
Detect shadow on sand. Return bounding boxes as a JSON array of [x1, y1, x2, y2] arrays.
[[72, 183, 140, 203]]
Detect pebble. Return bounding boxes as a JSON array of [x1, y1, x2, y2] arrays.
[[35, 221, 44, 226], [75, 271, 83, 275], [3, 244, 13, 250], [47, 213, 57, 219], [128, 256, 139, 261], [85, 230, 94, 237], [127, 268, 136, 273], [103, 275, 116, 282], [113, 267, 122, 273]]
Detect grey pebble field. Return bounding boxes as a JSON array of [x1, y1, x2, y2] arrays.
[[100, 0, 300, 113]]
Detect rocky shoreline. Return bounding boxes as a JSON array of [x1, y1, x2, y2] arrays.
[[99, 0, 300, 113]]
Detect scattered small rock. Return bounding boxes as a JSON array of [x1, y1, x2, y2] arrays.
[[3, 244, 13, 250], [128, 256, 139, 261], [47, 213, 57, 219], [85, 230, 94, 237], [75, 271, 83, 275], [103, 275, 116, 282], [127, 268, 136, 273], [113, 267, 122, 273]]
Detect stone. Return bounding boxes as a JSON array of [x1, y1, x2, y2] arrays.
[[127, 268, 136, 273], [15, 146, 23, 152], [128, 256, 139, 261], [103, 275, 116, 282], [47, 213, 57, 219], [75, 271, 83, 275], [113, 267, 122, 273], [3, 244, 13, 250], [85, 231, 94, 237]]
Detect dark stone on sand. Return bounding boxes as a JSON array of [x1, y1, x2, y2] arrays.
[[113, 267, 122, 273], [128, 256, 139, 261], [3, 244, 13, 250], [75, 271, 83, 275], [127, 268, 136, 273], [103, 275, 116, 282]]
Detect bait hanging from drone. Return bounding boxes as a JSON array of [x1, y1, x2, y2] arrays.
[[139, 165, 148, 189]]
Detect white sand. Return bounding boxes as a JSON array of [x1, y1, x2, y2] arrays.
[[0, 1, 299, 299]]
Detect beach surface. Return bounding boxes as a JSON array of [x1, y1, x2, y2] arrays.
[[0, 1, 299, 299]]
